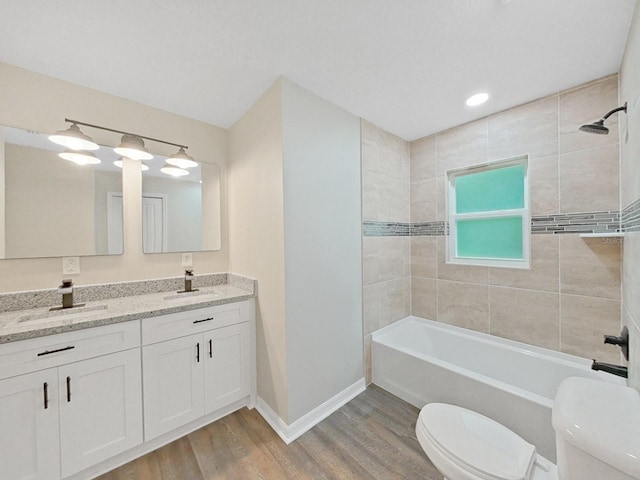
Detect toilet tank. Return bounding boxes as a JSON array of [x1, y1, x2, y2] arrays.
[[552, 377, 640, 480]]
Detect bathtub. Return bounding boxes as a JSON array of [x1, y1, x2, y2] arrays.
[[371, 316, 624, 462]]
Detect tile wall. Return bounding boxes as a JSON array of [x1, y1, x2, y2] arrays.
[[620, 3, 640, 392], [363, 75, 625, 381], [409, 75, 622, 364], [361, 120, 410, 382]]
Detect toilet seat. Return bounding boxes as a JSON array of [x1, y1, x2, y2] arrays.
[[416, 403, 537, 480]]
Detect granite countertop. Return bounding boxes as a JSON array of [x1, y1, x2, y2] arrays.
[[0, 276, 255, 344]]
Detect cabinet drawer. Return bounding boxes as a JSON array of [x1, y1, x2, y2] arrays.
[[0, 321, 140, 380], [141, 301, 248, 345]]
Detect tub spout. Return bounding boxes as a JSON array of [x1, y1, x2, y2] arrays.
[[591, 360, 628, 378]]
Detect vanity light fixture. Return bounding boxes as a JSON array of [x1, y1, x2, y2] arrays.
[[160, 163, 189, 177], [466, 92, 489, 107], [166, 147, 198, 169], [114, 134, 153, 161], [49, 118, 193, 163], [59, 149, 101, 165], [49, 123, 99, 151]]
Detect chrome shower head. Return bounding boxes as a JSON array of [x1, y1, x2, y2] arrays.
[[579, 102, 627, 135], [579, 119, 609, 135]]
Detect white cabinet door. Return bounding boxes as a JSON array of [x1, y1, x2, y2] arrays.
[[58, 349, 143, 478], [143, 333, 205, 440], [204, 323, 251, 413], [0, 369, 60, 480]]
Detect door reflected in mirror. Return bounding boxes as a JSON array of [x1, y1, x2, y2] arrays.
[[0, 125, 124, 259], [141, 160, 221, 253]]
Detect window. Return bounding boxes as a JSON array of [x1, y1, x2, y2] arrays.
[[446, 156, 530, 269]]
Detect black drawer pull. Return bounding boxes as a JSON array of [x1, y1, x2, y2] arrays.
[[43, 382, 49, 410], [193, 317, 215, 324], [37, 345, 75, 357], [196, 342, 200, 363], [209, 339, 213, 358], [66, 376, 71, 402]]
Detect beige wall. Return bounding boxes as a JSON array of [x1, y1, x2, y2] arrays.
[[228, 80, 288, 420], [621, 1, 640, 391], [362, 120, 410, 382], [0, 62, 228, 291], [409, 75, 621, 363]]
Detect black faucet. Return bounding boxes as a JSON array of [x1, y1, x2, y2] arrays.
[[591, 360, 628, 378], [178, 269, 199, 294], [591, 327, 630, 378]]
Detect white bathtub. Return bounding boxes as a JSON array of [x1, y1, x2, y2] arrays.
[[371, 316, 624, 462]]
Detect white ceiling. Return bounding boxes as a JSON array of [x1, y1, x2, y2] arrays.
[[0, 0, 636, 140]]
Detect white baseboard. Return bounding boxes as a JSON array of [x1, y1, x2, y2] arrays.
[[256, 378, 366, 444]]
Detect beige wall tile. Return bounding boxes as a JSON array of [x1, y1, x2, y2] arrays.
[[437, 280, 490, 333], [490, 287, 560, 350], [379, 237, 405, 282], [379, 177, 410, 222], [362, 236, 379, 286], [437, 236, 489, 284], [559, 144, 620, 213], [362, 139, 380, 173], [410, 178, 436, 223], [364, 333, 372, 384], [489, 234, 559, 292], [559, 75, 619, 154], [561, 294, 621, 363], [363, 284, 381, 336], [410, 135, 436, 181], [436, 176, 446, 221], [380, 148, 407, 182], [560, 235, 621, 300], [380, 278, 408, 327], [623, 233, 640, 327], [411, 236, 438, 278], [403, 276, 411, 317], [411, 276, 437, 319], [488, 95, 558, 161], [362, 170, 382, 221], [402, 236, 411, 278], [436, 118, 488, 177], [529, 156, 559, 216]]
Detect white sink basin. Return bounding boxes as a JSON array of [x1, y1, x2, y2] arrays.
[[18, 304, 108, 324]]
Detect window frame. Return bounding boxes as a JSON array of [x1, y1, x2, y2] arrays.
[[446, 155, 530, 269]]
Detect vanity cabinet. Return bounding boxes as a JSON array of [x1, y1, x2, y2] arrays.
[[0, 322, 142, 480], [142, 303, 251, 440]]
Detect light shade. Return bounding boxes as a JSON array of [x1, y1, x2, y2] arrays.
[[59, 149, 101, 165], [114, 134, 153, 160], [466, 92, 489, 107], [166, 147, 197, 169], [49, 124, 99, 151], [160, 163, 189, 177]]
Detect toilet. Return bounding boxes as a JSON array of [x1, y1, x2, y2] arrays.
[[416, 377, 640, 480]]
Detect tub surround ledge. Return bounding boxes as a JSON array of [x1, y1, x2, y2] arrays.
[[0, 273, 257, 344]]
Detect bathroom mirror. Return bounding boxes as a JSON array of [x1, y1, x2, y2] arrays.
[[0, 125, 124, 259], [141, 160, 221, 253]]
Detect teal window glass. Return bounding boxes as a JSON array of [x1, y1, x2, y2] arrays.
[[455, 164, 525, 214], [456, 217, 524, 259]]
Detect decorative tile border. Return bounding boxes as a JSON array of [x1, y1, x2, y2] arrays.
[[363, 222, 411, 236], [622, 198, 640, 233], [364, 210, 623, 237], [531, 211, 620, 235]]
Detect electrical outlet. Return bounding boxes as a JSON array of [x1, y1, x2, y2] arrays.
[[62, 257, 80, 275], [182, 252, 193, 267]]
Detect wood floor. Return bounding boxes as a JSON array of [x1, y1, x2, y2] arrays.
[[97, 385, 443, 480]]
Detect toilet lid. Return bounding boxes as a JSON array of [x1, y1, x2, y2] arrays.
[[419, 403, 536, 480]]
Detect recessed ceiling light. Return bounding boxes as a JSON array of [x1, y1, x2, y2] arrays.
[[466, 93, 489, 107]]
